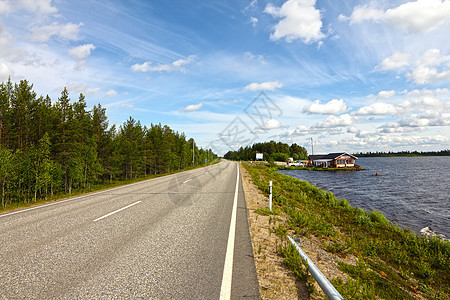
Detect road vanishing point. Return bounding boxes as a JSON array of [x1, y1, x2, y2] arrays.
[[0, 160, 260, 299]]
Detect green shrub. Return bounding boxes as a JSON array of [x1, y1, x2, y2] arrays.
[[370, 210, 389, 225]]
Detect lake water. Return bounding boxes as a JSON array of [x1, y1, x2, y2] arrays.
[[279, 157, 450, 239]]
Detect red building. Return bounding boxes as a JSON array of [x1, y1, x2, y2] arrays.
[[308, 152, 358, 168]]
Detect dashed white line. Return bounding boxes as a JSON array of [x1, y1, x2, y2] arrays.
[[93, 201, 142, 222], [183, 179, 192, 184], [219, 163, 239, 300]]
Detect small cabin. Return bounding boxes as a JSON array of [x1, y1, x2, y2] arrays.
[[308, 152, 357, 168]]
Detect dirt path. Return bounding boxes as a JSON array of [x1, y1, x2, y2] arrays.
[[240, 164, 355, 299]]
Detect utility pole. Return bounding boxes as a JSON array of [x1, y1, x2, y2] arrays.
[[192, 139, 195, 167], [311, 137, 314, 155]]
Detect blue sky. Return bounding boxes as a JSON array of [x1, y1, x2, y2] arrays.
[[1, 0, 449, 155]]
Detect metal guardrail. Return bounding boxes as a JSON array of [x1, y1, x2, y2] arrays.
[[287, 236, 344, 300]]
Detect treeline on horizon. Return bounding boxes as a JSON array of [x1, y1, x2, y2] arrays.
[[0, 79, 216, 208], [224, 141, 308, 161], [354, 150, 450, 157]]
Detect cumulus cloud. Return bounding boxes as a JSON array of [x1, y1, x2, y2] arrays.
[[398, 112, 450, 127], [131, 55, 195, 73], [68, 44, 95, 69], [377, 90, 396, 99], [69, 44, 95, 61], [0, 62, 12, 80], [264, 118, 281, 129], [377, 49, 450, 84], [103, 89, 117, 98], [403, 88, 449, 97], [354, 102, 397, 115], [183, 103, 203, 112], [264, 0, 325, 43], [244, 81, 283, 91], [303, 98, 347, 114], [312, 114, 353, 128], [28, 22, 83, 42], [407, 49, 450, 84], [348, 0, 450, 34], [377, 52, 411, 71], [398, 96, 445, 112]]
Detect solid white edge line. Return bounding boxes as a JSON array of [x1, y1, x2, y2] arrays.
[[219, 162, 239, 300], [0, 162, 223, 219], [93, 201, 142, 222]]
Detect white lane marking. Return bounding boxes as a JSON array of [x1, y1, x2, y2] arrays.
[[93, 201, 142, 222], [220, 163, 239, 300], [183, 179, 192, 184], [0, 164, 222, 219]]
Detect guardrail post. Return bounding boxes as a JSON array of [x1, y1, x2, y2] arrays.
[[287, 236, 344, 300], [269, 181, 272, 210]]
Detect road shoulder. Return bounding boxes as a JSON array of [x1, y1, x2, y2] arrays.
[[240, 164, 310, 299]]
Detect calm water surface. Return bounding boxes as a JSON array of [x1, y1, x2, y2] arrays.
[[279, 157, 449, 238]]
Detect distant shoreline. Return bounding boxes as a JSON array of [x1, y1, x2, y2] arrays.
[[354, 150, 449, 157]]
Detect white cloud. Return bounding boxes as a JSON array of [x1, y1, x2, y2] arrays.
[[377, 52, 411, 71], [183, 103, 203, 112], [65, 83, 100, 96], [244, 51, 265, 64], [398, 112, 450, 127], [348, 0, 450, 34], [69, 44, 95, 61], [17, 0, 58, 15], [264, 0, 325, 43], [303, 98, 347, 114], [398, 96, 445, 112], [120, 103, 134, 109], [103, 89, 117, 98], [0, 21, 13, 48], [0, 0, 57, 15], [0, 1, 12, 14], [244, 81, 283, 91], [377, 49, 450, 84], [354, 102, 397, 115], [377, 90, 395, 99], [68, 44, 95, 70], [407, 49, 450, 84], [403, 88, 449, 98], [131, 55, 195, 73], [0, 62, 13, 80], [28, 22, 83, 42], [312, 114, 353, 128], [264, 118, 281, 129], [250, 17, 258, 27]]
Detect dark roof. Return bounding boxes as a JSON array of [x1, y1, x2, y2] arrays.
[[308, 152, 358, 160], [308, 155, 325, 160]]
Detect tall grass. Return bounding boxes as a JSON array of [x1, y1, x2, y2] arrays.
[[244, 162, 449, 299]]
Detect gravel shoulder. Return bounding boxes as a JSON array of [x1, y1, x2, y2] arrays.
[[240, 164, 356, 299]]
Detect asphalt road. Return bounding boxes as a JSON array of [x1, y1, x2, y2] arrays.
[[0, 160, 260, 299]]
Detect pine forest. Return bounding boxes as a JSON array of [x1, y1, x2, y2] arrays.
[[0, 79, 216, 209]]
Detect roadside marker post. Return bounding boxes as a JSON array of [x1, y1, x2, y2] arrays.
[[269, 181, 272, 211]]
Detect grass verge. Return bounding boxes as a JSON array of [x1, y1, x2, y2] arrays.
[[244, 162, 449, 299], [0, 160, 220, 214]]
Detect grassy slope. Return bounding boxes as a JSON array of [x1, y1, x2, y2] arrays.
[[244, 162, 449, 300]]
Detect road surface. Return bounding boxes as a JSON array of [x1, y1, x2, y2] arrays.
[[0, 160, 260, 299]]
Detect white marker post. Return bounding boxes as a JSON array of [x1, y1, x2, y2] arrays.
[[269, 181, 273, 211]]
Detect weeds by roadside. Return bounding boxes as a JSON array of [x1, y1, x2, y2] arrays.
[[246, 162, 449, 299]]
